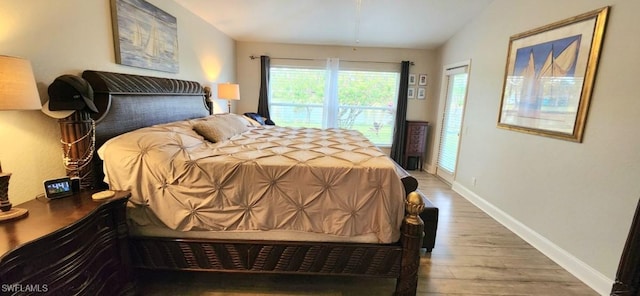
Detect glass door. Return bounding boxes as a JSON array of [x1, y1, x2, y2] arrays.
[[436, 65, 469, 184]]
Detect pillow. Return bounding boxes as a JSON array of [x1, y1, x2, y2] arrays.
[[243, 112, 266, 125], [221, 113, 260, 128], [216, 113, 250, 130], [193, 114, 249, 143], [242, 115, 263, 127]]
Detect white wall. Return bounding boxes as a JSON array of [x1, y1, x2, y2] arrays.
[[0, 0, 235, 205], [235, 42, 439, 156], [437, 0, 640, 294]]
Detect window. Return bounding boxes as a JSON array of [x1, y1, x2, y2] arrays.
[[269, 59, 400, 146]]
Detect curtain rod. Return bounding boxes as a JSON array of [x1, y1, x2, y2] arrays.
[[249, 55, 414, 66]]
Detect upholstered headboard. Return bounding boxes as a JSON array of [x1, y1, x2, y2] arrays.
[[82, 70, 210, 187], [82, 70, 209, 147]]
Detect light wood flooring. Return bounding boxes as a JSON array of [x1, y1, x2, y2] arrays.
[[137, 171, 599, 295]]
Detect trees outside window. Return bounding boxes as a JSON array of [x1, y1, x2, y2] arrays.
[[269, 65, 399, 146]]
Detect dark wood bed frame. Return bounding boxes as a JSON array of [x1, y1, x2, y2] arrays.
[[611, 198, 640, 296], [82, 70, 428, 295]]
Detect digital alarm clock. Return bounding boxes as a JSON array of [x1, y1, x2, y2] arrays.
[[43, 177, 74, 199]]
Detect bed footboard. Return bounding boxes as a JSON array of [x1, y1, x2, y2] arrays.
[[399, 169, 438, 252], [129, 191, 425, 295], [395, 191, 426, 295], [130, 239, 403, 276]]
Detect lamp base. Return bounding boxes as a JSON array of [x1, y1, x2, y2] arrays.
[[0, 207, 28, 222]]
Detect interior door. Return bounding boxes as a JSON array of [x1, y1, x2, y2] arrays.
[[436, 65, 469, 184]]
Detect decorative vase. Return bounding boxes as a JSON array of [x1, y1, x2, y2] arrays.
[[0, 172, 12, 212]]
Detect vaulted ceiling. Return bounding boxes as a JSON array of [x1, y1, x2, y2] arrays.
[[174, 0, 494, 49]]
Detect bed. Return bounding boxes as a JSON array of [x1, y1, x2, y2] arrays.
[[82, 70, 428, 295]]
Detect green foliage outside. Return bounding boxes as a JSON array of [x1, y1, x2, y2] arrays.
[[269, 67, 399, 146]]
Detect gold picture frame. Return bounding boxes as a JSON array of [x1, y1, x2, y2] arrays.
[[497, 7, 609, 142]]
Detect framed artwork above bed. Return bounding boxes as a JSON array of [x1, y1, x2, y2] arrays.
[[110, 0, 179, 73]]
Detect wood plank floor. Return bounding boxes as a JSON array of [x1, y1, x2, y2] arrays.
[[137, 171, 599, 295]]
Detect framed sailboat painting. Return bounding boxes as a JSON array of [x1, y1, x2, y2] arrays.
[[110, 0, 179, 73], [497, 7, 609, 142]]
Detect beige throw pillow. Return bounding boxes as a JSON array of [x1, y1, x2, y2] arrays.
[[193, 114, 249, 143]]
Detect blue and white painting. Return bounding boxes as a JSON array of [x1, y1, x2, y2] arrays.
[[112, 0, 179, 73]]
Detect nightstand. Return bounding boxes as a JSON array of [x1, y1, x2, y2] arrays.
[[404, 121, 429, 171], [0, 190, 135, 295]]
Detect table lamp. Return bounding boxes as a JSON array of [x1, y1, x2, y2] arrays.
[[217, 83, 240, 113], [0, 55, 42, 222]]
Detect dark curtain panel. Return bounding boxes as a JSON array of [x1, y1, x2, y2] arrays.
[[257, 55, 271, 119], [390, 61, 410, 165]]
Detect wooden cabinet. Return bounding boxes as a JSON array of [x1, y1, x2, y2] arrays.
[[404, 121, 429, 171], [0, 190, 135, 295]]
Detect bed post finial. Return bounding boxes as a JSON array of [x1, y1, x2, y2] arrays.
[[395, 191, 425, 295], [405, 192, 425, 225]]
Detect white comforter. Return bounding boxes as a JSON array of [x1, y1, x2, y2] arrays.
[[98, 116, 406, 243]]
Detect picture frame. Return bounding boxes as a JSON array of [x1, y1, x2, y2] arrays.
[[497, 7, 609, 142], [110, 0, 179, 73], [417, 87, 426, 100], [418, 74, 427, 86], [408, 74, 416, 85], [408, 87, 415, 99]]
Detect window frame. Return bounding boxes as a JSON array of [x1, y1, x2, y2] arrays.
[[268, 60, 401, 147]]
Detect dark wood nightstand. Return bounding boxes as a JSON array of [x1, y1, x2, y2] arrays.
[[0, 190, 135, 295], [404, 121, 429, 171]]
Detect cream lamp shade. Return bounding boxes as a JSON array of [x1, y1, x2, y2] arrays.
[[0, 55, 40, 222], [217, 83, 240, 113], [0, 55, 41, 110]]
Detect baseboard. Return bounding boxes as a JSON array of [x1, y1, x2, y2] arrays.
[[451, 182, 613, 296]]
